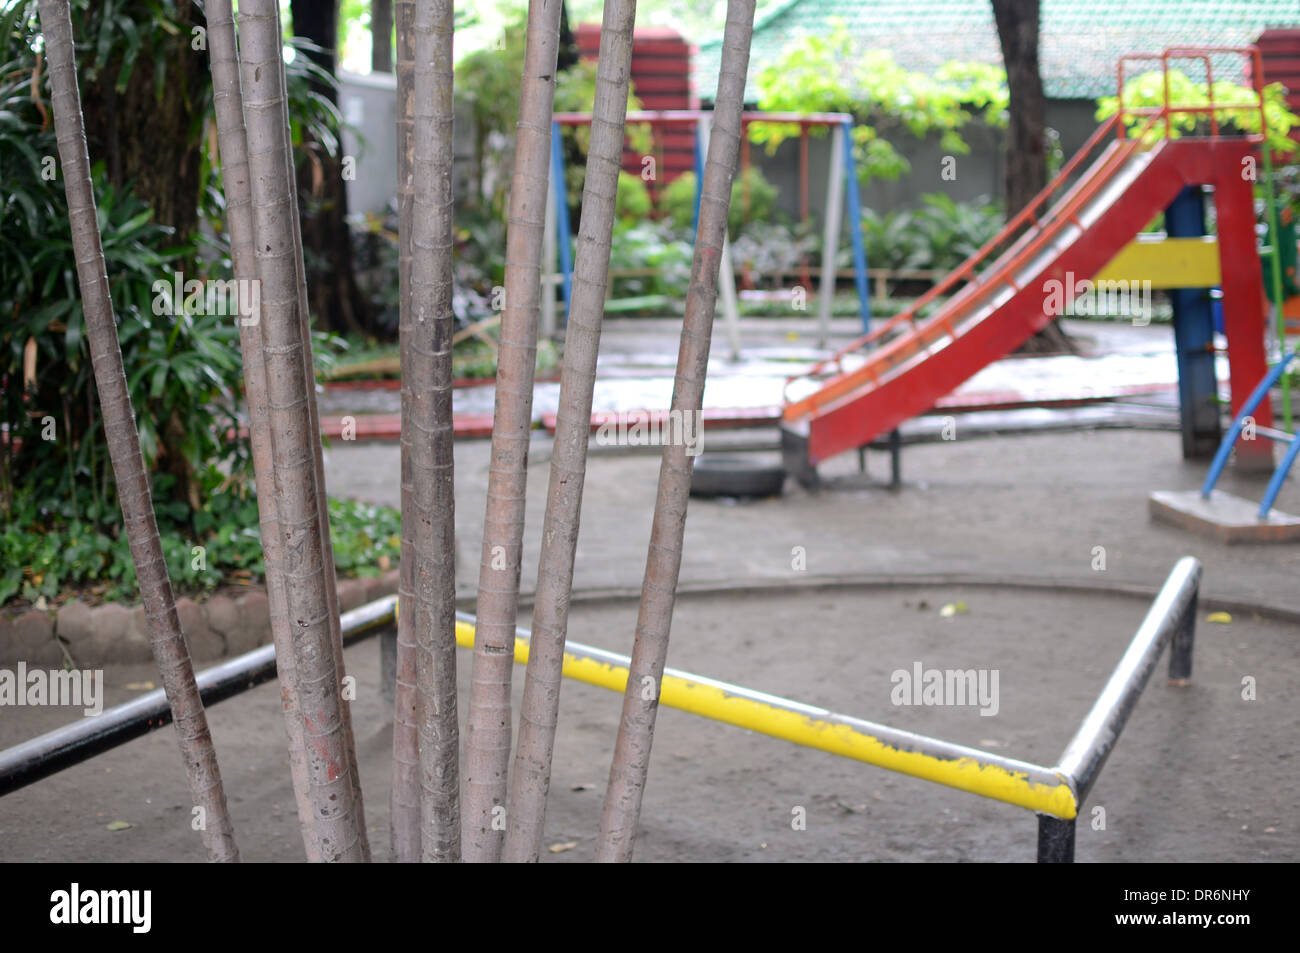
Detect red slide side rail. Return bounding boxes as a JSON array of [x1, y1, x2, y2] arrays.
[[783, 47, 1269, 458]]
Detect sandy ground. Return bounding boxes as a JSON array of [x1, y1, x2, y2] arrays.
[[2, 319, 1298, 862], [1, 583, 1294, 862]]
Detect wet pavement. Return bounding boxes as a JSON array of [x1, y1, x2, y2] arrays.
[[317, 317, 1207, 426]]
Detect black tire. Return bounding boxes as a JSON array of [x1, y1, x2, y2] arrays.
[[690, 454, 787, 498]]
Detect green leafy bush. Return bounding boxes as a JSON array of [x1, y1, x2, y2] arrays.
[[858, 194, 1002, 274], [0, 8, 382, 608], [731, 220, 819, 288], [661, 166, 779, 238], [608, 220, 694, 301], [0, 480, 405, 606], [1096, 72, 1298, 156], [616, 171, 653, 223], [749, 20, 1009, 186]]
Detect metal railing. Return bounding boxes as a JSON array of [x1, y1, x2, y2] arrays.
[[0, 598, 395, 795], [1, 559, 1201, 862]]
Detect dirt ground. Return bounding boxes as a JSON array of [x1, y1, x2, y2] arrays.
[[3, 419, 1297, 862]]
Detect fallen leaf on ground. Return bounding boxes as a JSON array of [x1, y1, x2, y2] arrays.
[[547, 840, 579, 854], [940, 601, 968, 617], [105, 820, 133, 832], [124, 681, 155, 691], [1207, 611, 1232, 624]]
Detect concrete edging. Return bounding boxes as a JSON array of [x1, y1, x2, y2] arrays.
[[0, 570, 401, 666]]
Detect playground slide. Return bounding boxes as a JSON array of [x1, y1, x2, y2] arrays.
[[781, 132, 1267, 482]]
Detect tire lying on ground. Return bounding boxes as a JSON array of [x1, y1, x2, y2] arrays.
[[689, 454, 787, 498]]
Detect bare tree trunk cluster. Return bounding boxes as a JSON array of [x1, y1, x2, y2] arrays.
[[38, 0, 757, 865]]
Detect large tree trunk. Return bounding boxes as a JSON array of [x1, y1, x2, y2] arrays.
[[78, 0, 205, 240], [289, 0, 372, 336], [37, 0, 239, 863], [204, 0, 318, 861], [502, 0, 638, 864], [410, 0, 461, 863], [462, 0, 564, 864], [991, 0, 1070, 352], [992, 0, 1046, 221], [391, 0, 422, 864], [238, 0, 364, 862], [595, 0, 755, 863]]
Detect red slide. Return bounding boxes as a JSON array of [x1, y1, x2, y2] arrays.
[[780, 114, 1271, 486]]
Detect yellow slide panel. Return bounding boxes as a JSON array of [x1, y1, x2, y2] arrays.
[[1094, 235, 1221, 288]]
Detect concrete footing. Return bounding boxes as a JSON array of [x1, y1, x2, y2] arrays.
[[1149, 489, 1300, 543]]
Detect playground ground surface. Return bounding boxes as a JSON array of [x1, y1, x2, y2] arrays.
[[2, 318, 1297, 862]]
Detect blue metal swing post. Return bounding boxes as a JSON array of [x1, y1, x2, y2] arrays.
[[551, 122, 574, 325], [841, 120, 871, 334]]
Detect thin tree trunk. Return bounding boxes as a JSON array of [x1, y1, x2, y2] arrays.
[[372, 0, 393, 73], [204, 0, 318, 862], [410, 0, 461, 863], [462, 0, 564, 865], [275, 4, 371, 863], [502, 0, 638, 864], [595, 0, 755, 863], [36, 0, 239, 863], [238, 0, 363, 862], [390, 0, 421, 863]]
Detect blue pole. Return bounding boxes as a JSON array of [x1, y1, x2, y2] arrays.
[[551, 122, 573, 324], [841, 121, 870, 334], [691, 121, 704, 239], [1258, 432, 1300, 517], [1200, 352, 1294, 497], [1166, 187, 1219, 459]]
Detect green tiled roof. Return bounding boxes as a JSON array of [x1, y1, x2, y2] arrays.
[[694, 0, 1300, 103]]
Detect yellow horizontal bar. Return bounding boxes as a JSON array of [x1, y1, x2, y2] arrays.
[[1095, 235, 1221, 288], [450, 618, 1077, 819]]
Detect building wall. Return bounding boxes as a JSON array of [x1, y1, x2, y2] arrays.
[[337, 69, 477, 220], [747, 99, 1104, 227]]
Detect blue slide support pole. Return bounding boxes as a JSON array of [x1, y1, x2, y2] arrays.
[[1166, 186, 1220, 459]]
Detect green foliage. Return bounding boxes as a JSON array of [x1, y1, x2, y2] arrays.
[[858, 194, 1003, 273], [910, 193, 1004, 271], [0, 480, 406, 606], [660, 174, 697, 230], [455, 13, 650, 219], [1097, 72, 1299, 157], [0, 4, 369, 607], [660, 166, 780, 238], [857, 208, 928, 273], [750, 20, 1008, 185], [616, 171, 652, 223], [608, 220, 694, 301], [730, 220, 819, 289]]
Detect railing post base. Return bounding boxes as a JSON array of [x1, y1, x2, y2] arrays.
[[1037, 814, 1076, 863], [1168, 587, 1197, 684]]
